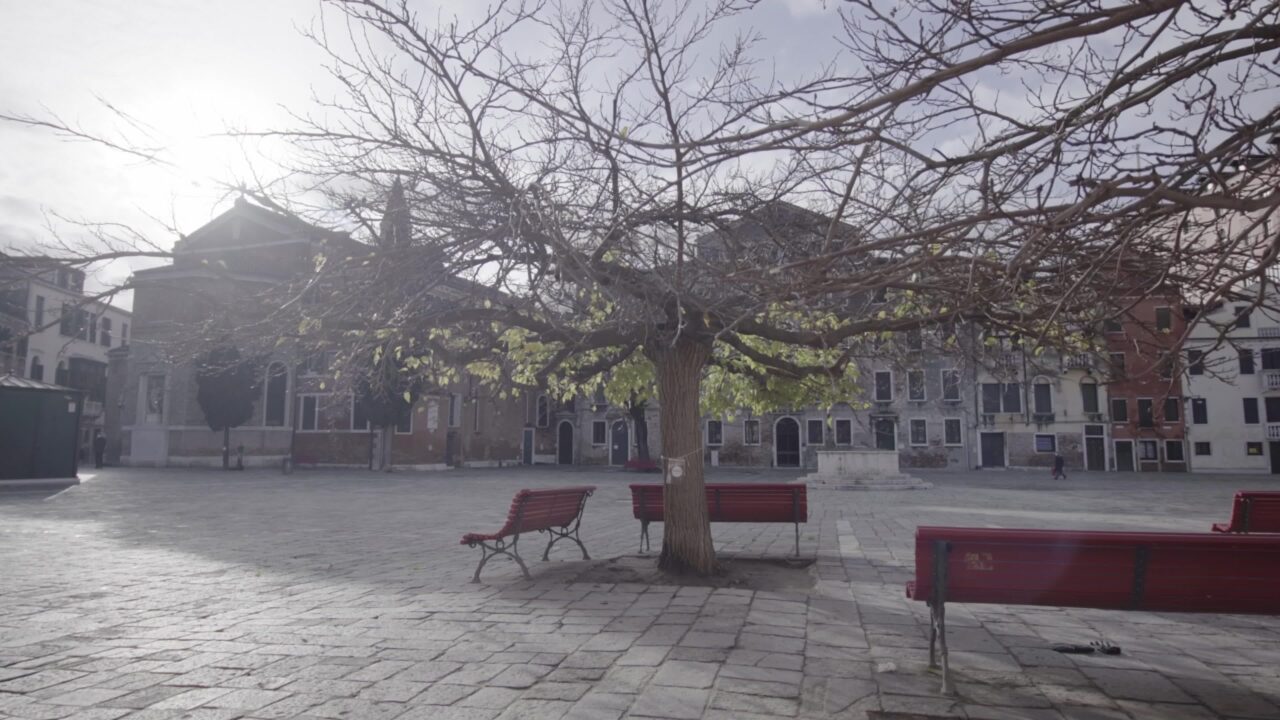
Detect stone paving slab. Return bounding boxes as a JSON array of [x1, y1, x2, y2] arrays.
[[2, 466, 1279, 719]]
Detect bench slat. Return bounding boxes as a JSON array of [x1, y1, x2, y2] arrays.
[[629, 483, 807, 524]]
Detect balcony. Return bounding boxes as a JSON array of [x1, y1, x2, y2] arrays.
[[1062, 354, 1093, 370], [1263, 371, 1280, 391], [1268, 424, 1280, 441], [1259, 327, 1280, 338], [1032, 413, 1055, 426]]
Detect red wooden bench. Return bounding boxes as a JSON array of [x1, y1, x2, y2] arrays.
[[907, 526, 1280, 694], [460, 486, 595, 582], [629, 483, 807, 556], [1212, 491, 1280, 533]]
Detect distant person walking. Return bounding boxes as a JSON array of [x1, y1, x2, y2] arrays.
[[1051, 453, 1066, 480], [92, 430, 107, 469]]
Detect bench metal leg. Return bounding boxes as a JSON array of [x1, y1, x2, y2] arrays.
[[934, 600, 953, 695], [542, 523, 590, 561], [468, 535, 531, 583], [794, 522, 800, 557], [640, 520, 651, 554]]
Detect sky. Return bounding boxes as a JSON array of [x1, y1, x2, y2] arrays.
[[0, 0, 841, 308]]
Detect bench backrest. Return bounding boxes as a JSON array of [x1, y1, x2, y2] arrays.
[[499, 486, 595, 536], [1227, 491, 1280, 532], [630, 483, 806, 523], [908, 526, 1280, 615]]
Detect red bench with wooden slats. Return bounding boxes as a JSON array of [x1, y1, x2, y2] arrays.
[[629, 483, 807, 556], [906, 526, 1280, 694], [460, 486, 595, 582], [1212, 491, 1280, 533]]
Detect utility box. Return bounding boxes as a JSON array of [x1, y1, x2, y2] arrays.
[[0, 374, 83, 480]]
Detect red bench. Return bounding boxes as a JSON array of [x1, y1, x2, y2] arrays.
[[1212, 491, 1280, 533], [460, 486, 595, 582], [629, 483, 807, 556], [907, 526, 1280, 694]]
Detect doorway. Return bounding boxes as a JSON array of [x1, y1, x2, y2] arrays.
[[522, 428, 534, 465], [775, 417, 800, 467], [557, 421, 574, 465], [1270, 442, 1280, 474], [1084, 425, 1106, 471], [1114, 440, 1134, 471], [980, 432, 1005, 468], [874, 417, 897, 451], [610, 420, 629, 466], [445, 430, 459, 467]]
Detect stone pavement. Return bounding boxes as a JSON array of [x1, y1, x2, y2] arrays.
[[1, 466, 1279, 720]]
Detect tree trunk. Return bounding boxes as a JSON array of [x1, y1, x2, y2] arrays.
[[651, 335, 716, 575], [222, 427, 230, 470], [382, 426, 394, 472], [629, 400, 651, 462]]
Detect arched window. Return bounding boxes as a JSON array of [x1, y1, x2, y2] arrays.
[[264, 362, 288, 426], [1033, 377, 1053, 414], [29, 355, 43, 382], [55, 360, 68, 386], [536, 394, 550, 428]]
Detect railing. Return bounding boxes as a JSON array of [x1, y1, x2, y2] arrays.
[[1259, 327, 1280, 338], [980, 414, 996, 427], [1063, 354, 1093, 370], [1032, 413, 1055, 425], [1263, 371, 1280, 391], [1268, 424, 1280, 441]]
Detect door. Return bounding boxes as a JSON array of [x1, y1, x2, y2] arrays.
[[557, 421, 574, 465], [775, 417, 800, 467], [445, 430, 459, 466], [522, 428, 534, 465], [1085, 437, 1106, 471], [1114, 440, 1134, 471], [874, 417, 897, 451], [610, 420, 629, 466], [980, 432, 1005, 467], [1270, 442, 1280, 474]]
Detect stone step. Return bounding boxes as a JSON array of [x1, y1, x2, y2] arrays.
[[800, 473, 933, 491]]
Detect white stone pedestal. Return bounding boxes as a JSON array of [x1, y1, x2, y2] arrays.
[[801, 449, 931, 490]]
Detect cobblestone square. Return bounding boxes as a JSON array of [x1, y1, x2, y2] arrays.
[[2, 467, 1279, 719]]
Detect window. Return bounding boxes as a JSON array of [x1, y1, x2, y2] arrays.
[[1187, 350, 1204, 375], [1165, 440, 1184, 462], [835, 419, 851, 445], [1194, 442, 1211, 456], [1163, 397, 1180, 423], [807, 419, 824, 445], [1191, 398, 1207, 424], [871, 286, 887, 304], [592, 420, 607, 445], [1111, 398, 1128, 422], [1033, 380, 1052, 414], [1155, 307, 1172, 332], [100, 317, 112, 347], [299, 352, 329, 376], [352, 395, 372, 432], [907, 370, 925, 401], [1139, 440, 1159, 461], [55, 361, 68, 386], [1158, 352, 1173, 379], [472, 396, 481, 433], [1002, 383, 1022, 413], [1137, 399, 1154, 428], [1103, 317, 1123, 333], [874, 371, 893, 401], [1247, 441, 1264, 456], [1263, 348, 1280, 371], [744, 419, 760, 445], [121, 323, 128, 346], [395, 404, 413, 434], [449, 393, 463, 427], [34, 295, 44, 327], [536, 394, 549, 427], [904, 329, 924, 352], [592, 386, 607, 410], [1034, 434, 1056, 453], [909, 419, 927, 446], [29, 355, 43, 382], [1235, 305, 1252, 329], [941, 369, 961, 401], [264, 363, 287, 426], [981, 383, 1002, 414], [1244, 397, 1260, 425], [944, 418, 962, 446], [299, 395, 320, 431], [59, 305, 75, 336], [1240, 348, 1255, 374], [1109, 352, 1126, 378], [1267, 397, 1280, 423], [1081, 381, 1099, 414], [707, 420, 723, 447]]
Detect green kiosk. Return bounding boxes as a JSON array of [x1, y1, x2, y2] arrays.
[[0, 374, 83, 481]]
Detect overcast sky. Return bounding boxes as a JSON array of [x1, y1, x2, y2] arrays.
[[0, 0, 839, 305]]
